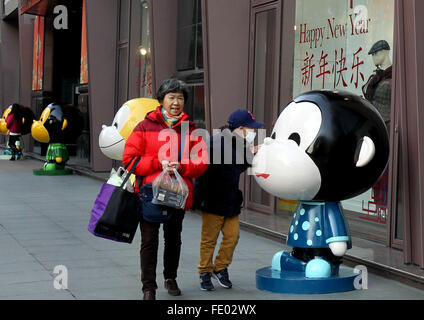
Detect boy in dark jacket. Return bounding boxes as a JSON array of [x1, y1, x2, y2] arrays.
[[193, 109, 263, 291]]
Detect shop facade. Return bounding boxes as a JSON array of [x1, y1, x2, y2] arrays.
[[0, 0, 423, 271], [151, 0, 424, 270]]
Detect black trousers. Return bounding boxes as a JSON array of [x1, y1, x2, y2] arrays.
[[139, 209, 185, 292], [8, 135, 22, 157]]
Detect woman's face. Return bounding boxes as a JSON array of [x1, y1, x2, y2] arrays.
[[162, 91, 185, 116]]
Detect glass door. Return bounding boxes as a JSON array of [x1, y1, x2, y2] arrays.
[[245, 2, 281, 214]]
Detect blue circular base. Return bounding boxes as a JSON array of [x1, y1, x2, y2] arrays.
[[256, 266, 358, 294]]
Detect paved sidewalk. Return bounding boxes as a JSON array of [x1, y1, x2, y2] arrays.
[[0, 158, 423, 300]]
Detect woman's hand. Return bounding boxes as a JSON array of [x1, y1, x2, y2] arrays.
[[161, 160, 181, 175], [169, 162, 181, 172]]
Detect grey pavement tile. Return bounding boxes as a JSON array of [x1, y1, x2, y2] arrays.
[[41, 258, 120, 272], [60, 266, 129, 281], [65, 275, 139, 293], [3, 225, 69, 235], [18, 238, 84, 248], [0, 261, 46, 274], [33, 249, 106, 263], [0, 215, 50, 223], [72, 287, 141, 300], [24, 243, 92, 255], [1, 292, 75, 300], [107, 255, 141, 267], [0, 254, 39, 265], [118, 266, 140, 278], [0, 269, 53, 286], [0, 222, 61, 231], [12, 232, 77, 242], [0, 281, 74, 299]]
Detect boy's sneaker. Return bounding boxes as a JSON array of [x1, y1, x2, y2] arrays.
[[213, 268, 232, 288], [200, 273, 215, 291]]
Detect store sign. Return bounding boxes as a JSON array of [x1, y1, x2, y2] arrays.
[[293, 0, 394, 222]]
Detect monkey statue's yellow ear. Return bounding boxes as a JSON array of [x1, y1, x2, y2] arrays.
[[62, 119, 68, 131]]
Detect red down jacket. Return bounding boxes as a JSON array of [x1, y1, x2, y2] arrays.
[[122, 106, 209, 211], [6, 113, 21, 134]]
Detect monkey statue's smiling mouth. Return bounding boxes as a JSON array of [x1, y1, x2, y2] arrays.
[[255, 173, 270, 179]]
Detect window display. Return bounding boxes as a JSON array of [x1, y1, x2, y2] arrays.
[[292, 0, 394, 237]]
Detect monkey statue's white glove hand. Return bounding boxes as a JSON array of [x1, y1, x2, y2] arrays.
[[329, 241, 347, 257]]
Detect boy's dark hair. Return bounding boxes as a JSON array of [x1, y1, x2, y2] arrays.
[[156, 78, 189, 103]]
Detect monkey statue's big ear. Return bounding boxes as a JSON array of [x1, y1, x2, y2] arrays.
[[355, 136, 375, 167]]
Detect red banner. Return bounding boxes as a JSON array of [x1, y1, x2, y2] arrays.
[[80, 0, 88, 84], [32, 16, 45, 91]]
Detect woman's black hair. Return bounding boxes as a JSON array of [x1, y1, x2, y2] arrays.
[[155, 78, 189, 103]]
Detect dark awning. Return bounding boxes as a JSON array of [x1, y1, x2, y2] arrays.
[[19, 0, 51, 16]]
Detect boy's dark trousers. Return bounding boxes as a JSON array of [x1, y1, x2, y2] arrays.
[[139, 209, 185, 292]]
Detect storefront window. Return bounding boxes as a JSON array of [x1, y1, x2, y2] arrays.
[[177, 0, 202, 71], [137, 0, 153, 97], [175, 0, 206, 128], [116, 0, 130, 109], [291, 0, 394, 242]]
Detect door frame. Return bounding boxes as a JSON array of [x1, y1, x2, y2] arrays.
[[245, 1, 281, 214]]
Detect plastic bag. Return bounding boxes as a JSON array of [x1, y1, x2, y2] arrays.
[[107, 167, 135, 193], [152, 168, 189, 209]]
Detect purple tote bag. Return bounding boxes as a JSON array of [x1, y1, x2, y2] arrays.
[[88, 157, 141, 243], [88, 183, 119, 241]]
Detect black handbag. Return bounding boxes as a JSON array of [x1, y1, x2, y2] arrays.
[[139, 127, 186, 223], [93, 157, 141, 243]]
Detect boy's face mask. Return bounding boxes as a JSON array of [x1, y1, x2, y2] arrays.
[[244, 129, 256, 144]]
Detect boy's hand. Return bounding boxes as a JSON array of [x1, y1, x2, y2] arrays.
[[250, 144, 262, 154]]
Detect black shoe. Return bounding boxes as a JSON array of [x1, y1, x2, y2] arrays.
[[143, 289, 156, 300], [213, 268, 232, 288], [9, 156, 15, 161], [200, 273, 215, 291], [164, 279, 181, 296]]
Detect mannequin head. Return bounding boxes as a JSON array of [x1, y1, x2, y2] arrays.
[[372, 49, 391, 69], [368, 40, 392, 70]]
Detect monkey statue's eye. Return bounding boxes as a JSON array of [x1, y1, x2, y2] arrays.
[[113, 122, 118, 128], [288, 132, 301, 146], [271, 132, 276, 139]]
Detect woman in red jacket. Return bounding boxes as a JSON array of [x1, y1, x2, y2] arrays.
[[123, 78, 208, 300], [5, 104, 23, 161]]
